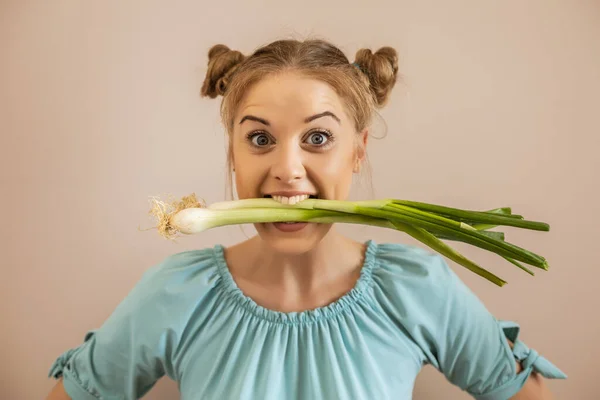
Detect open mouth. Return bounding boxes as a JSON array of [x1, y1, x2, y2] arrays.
[[263, 194, 318, 205], [262, 194, 318, 229]]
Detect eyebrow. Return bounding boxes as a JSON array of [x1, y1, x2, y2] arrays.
[[238, 111, 341, 126], [304, 111, 340, 124], [239, 115, 270, 126]]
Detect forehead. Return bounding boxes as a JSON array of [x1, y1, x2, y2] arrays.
[[236, 72, 349, 124]]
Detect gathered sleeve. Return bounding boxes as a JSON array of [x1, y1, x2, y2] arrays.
[[48, 257, 187, 399], [374, 244, 567, 400], [418, 256, 567, 399]]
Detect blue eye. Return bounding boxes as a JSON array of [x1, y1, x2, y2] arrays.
[[306, 131, 330, 146], [250, 133, 271, 147]]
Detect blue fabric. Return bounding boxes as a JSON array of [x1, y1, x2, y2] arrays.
[[49, 240, 566, 399]]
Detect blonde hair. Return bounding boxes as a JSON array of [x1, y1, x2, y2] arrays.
[[200, 39, 399, 198]]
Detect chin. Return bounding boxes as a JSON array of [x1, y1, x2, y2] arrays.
[[254, 223, 333, 255]]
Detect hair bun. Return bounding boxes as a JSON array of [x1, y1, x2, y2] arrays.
[[354, 46, 399, 106], [201, 44, 246, 98]]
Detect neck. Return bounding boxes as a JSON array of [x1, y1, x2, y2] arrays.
[[232, 229, 366, 295]]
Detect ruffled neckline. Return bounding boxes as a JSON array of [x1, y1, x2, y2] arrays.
[[212, 240, 378, 325]]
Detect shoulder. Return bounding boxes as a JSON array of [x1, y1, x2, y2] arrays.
[[369, 240, 486, 334], [371, 241, 458, 295], [110, 245, 224, 325], [141, 245, 222, 285]]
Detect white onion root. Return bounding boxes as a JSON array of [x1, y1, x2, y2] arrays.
[[148, 193, 205, 240]]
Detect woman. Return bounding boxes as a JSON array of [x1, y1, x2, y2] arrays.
[[47, 39, 566, 400]]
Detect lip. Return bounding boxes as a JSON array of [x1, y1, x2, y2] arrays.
[[271, 222, 310, 232]]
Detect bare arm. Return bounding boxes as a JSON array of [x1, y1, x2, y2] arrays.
[[510, 340, 555, 400], [512, 372, 554, 400], [46, 378, 71, 400]]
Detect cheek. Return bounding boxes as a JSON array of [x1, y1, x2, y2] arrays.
[[310, 151, 355, 196], [318, 159, 353, 179], [232, 152, 265, 198], [233, 165, 255, 198], [325, 142, 356, 177]]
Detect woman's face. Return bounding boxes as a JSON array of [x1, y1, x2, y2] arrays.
[[230, 71, 368, 254]]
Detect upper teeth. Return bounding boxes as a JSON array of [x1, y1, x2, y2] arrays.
[[272, 195, 310, 205]]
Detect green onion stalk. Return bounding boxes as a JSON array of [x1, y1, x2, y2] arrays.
[[148, 194, 551, 287]]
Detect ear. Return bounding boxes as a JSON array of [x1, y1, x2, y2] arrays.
[[354, 129, 369, 173]]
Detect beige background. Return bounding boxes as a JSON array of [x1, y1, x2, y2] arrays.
[[2, 1, 599, 399]]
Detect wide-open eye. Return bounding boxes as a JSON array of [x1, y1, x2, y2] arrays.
[[305, 130, 331, 146], [248, 132, 273, 147]]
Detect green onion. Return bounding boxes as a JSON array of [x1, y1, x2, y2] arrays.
[[148, 194, 551, 287]]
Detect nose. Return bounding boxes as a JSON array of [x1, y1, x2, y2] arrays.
[[270, 144, 305, 183]]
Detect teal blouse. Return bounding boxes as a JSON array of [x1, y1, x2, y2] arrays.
[[49, 240, 566, 399]]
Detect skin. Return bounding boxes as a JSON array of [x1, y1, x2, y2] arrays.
[[224, 72, 369, 312], [47, 71, 554, 400]]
